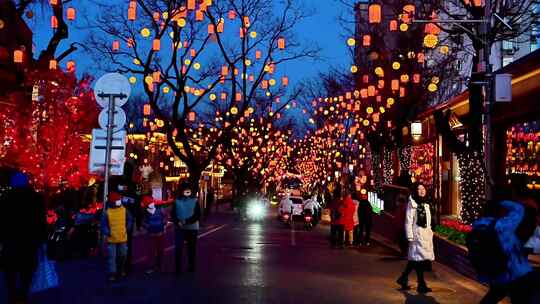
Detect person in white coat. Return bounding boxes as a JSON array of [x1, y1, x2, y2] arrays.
[[396, 183, 435, 294], [279, 194, 293, 216]]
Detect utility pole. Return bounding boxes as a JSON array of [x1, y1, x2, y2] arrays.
[[482, 0, 495, 201]]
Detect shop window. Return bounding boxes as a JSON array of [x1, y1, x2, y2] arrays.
[[505, 120, 540, 190], [410, 143, 434, 187]]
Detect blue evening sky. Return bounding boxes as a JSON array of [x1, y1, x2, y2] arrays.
[[28, 1, 351, 89]]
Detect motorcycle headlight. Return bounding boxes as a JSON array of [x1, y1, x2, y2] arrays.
[[247, 202, 266, 219]]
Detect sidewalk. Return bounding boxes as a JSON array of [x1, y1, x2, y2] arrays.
[[0, 210, 236, 304], [369, 232, 505, 302]]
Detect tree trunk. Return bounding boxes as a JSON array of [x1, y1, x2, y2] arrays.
[[457, 151, 486, 224]]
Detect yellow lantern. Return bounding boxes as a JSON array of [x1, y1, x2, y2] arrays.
[[423, 34, 438, 48], [392, 61, 401, 70], [350, 65, 358, 73], [141, 28, 151, 37], [399, 23, 408, 31], [347, 38, 356, 46]]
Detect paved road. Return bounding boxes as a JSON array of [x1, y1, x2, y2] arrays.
[[2, 210, 488, 304]]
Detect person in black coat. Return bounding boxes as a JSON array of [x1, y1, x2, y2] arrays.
[[1, 171, 47, 304], [357, 193, 374, 246]]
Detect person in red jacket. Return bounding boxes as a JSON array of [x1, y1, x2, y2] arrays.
[[339, 192, 357, 246], [329, 187, 345, 248]]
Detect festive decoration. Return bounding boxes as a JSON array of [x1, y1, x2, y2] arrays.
[[410, 143, 434, 186], [0, 70, 99, 190]]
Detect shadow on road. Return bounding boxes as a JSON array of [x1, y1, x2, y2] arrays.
[[401, 291, 441, 304]]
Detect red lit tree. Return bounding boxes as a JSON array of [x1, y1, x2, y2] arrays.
[[0, 69, 99, 190]]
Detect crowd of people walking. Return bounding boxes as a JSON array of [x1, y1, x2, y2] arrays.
[[3, 167, 540, 303], [327, 186, 374, 249]]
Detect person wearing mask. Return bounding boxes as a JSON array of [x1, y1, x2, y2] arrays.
[[1, 172, 47, 304], [328, 187, 345, 248], [358, 192, 374, 246], [141, 196, 167, 275], [171, 182, 201, 274], [101, 191, 134, 282], [396, 183, 435, 294]]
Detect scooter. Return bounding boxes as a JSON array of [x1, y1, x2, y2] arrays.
[[280, 212, 292, 227], [303, 210, 314, 231]]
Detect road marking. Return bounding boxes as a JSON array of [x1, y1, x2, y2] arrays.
[[162, 224, 228, 252], [198, 224, 228, 239], [134, 224, 229, 264], [291, 223, 296, 246]]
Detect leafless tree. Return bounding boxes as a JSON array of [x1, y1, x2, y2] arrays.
[[86, 0, 319, 189]]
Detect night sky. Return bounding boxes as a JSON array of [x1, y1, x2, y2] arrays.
[[28, 1, 351, 90]]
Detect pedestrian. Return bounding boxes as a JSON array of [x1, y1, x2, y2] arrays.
[[396, 182, 434, 294], [205, 189, 214, 216], [101, 191, 134, 282], [141, 196, 167, 275], [473, 188, 540, 304], [329, 186, 345, 248], [351, 192, 360, 246], [171, 182, 201, 274], [117, 182, 139, 274], [1, 171, 47, 304], [358, 192, 374, 246]]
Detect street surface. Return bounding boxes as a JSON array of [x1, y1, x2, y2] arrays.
[[1, 210, 488, 304]]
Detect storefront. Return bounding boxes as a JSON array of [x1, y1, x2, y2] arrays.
[[409, 49, 540, 222]]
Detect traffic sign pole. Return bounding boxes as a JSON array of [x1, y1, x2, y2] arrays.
[[97, 92, 127, 207]]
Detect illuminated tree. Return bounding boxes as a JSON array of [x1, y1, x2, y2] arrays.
[[0, 69, 99, 190], [87, 0, 318, 189]]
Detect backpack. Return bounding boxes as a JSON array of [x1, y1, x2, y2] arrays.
[[466, 219, 508, 278]]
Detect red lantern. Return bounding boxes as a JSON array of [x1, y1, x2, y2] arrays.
[[128, 3, 136, 21], [208, 24, 215, 34], [389, 20, 398, 31], [66, 7, 76, 21], [362, 35, 371, 46], [228, 10, 236, 20], [196, 10, 204, 21], [13, 50, 23, 63], [143, 104, 151, 116], [49, 59, 57, 70], [187, 0, 195, 10], [278, 38, 286, 49], [368, 4, 381, 24], [152, 39, 160, 51], [66, 60, 76, 72], [51, 16, 58, 29], [391, 79, 399, 91], [112, 40, 120, 51]]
